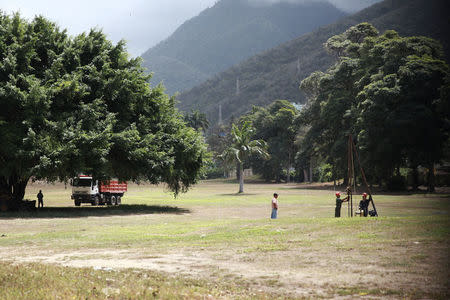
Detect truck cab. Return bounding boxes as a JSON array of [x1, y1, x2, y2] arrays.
[[71, 175, 99, 206]]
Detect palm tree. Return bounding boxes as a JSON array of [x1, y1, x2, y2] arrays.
[[184, 110, 209, 132], [221, 121, 269, 193]]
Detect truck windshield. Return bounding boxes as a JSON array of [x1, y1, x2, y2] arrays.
[[73, 178, 92, 187]]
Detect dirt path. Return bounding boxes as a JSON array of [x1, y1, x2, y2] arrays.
[[2, 247, 319, 297], [3, 242, 448, 298]]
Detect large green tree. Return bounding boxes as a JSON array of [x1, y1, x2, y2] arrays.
[[356, 32, 448, 191], [299, 23, 449, 190], [297, 24, 377, 185], [241, 100, 299, 182], [0, 13, 207, 210]]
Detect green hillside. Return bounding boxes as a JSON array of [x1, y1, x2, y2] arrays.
[[178, 0, 450, 126], [141, 0, 346, 95]]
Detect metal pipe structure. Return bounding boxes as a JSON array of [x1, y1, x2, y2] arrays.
[[351, 139, 378, 216]]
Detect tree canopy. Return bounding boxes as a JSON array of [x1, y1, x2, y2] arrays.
[[0, 13, 207, 209], [298, 23, 449, 190]]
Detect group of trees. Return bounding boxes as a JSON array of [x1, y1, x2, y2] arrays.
[[240, 100, 299, 183], [0, 13, 207, 210], [209, 23, 449, 193], [298, 23, 449, 191], [205, 100, 299, 193]]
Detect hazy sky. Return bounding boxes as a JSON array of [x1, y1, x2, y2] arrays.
[[1, 0, 380, 57], [1, 0, 217, 57]]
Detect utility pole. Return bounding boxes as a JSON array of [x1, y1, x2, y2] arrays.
[[236, 77, 240, 96], [218, 104, 222, 125]]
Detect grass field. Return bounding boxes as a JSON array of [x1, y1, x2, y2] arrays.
[[0, 180, 449, 299]]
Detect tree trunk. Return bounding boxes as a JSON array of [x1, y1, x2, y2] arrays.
[[411, 166, 419, 191], [0, 179, 10, 212], [13, 180, 27, 202], [303, 169, 308, 183], [333, 163, 336, 188], [342, 164, 349, 187], [286, 152, 291, 183], [286, 163, 290, 183], [427, 163, 435, 193], [238, 162, 244, 193], [0, 175, 29, 211], [236, 162, 240, 181]]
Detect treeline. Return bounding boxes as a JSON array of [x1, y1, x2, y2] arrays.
[[204, 23, 449, 191]]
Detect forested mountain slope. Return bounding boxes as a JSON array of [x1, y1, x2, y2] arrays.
[[140, 0, 346, 95], [178, 0, 450, 126]]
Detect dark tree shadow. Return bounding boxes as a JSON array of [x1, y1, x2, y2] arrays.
[[0, 204, 190, 219], [290, 184, 450, 196], [218, 193, 258, 196]]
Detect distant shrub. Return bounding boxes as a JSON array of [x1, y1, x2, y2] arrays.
[[204, 165, 225, 179], [314, 163, 333, 182]]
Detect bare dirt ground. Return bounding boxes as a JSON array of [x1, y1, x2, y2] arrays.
[[2, 233, 448, 298]]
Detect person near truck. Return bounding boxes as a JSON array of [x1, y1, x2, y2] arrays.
[[37, 190, 44, 208]]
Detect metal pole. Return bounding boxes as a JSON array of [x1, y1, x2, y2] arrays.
[[350, 135, 356, 217], [347, 135, 353, 217], [352, 139, 378, 216]]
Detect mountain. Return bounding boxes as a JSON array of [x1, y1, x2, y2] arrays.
[[140, 0, 347, 95], [178, 0, 450, 126]]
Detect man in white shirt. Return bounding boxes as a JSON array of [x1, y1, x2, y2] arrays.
[[271, 193, 279, 219]]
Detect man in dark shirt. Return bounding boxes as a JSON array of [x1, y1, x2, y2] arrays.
[[335, 192, 349, 217], [37, 190, 44, 208]]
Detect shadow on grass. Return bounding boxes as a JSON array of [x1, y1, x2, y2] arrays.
[[218, 193, 258, 196], [0, 204, 191, 219], [291, 184, 450, 195]]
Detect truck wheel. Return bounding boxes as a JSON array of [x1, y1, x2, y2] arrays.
[[110, 196, 116, 206], [75, 200, 81, 206], [116, 196, 121, 205]]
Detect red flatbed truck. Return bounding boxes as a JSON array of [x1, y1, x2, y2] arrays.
[[71, 175, 127, 206]]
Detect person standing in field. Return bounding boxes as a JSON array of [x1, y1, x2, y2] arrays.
[[37, 190, 44, 208], [271, 193, 279, 219], [334, 191, 348, 217]]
